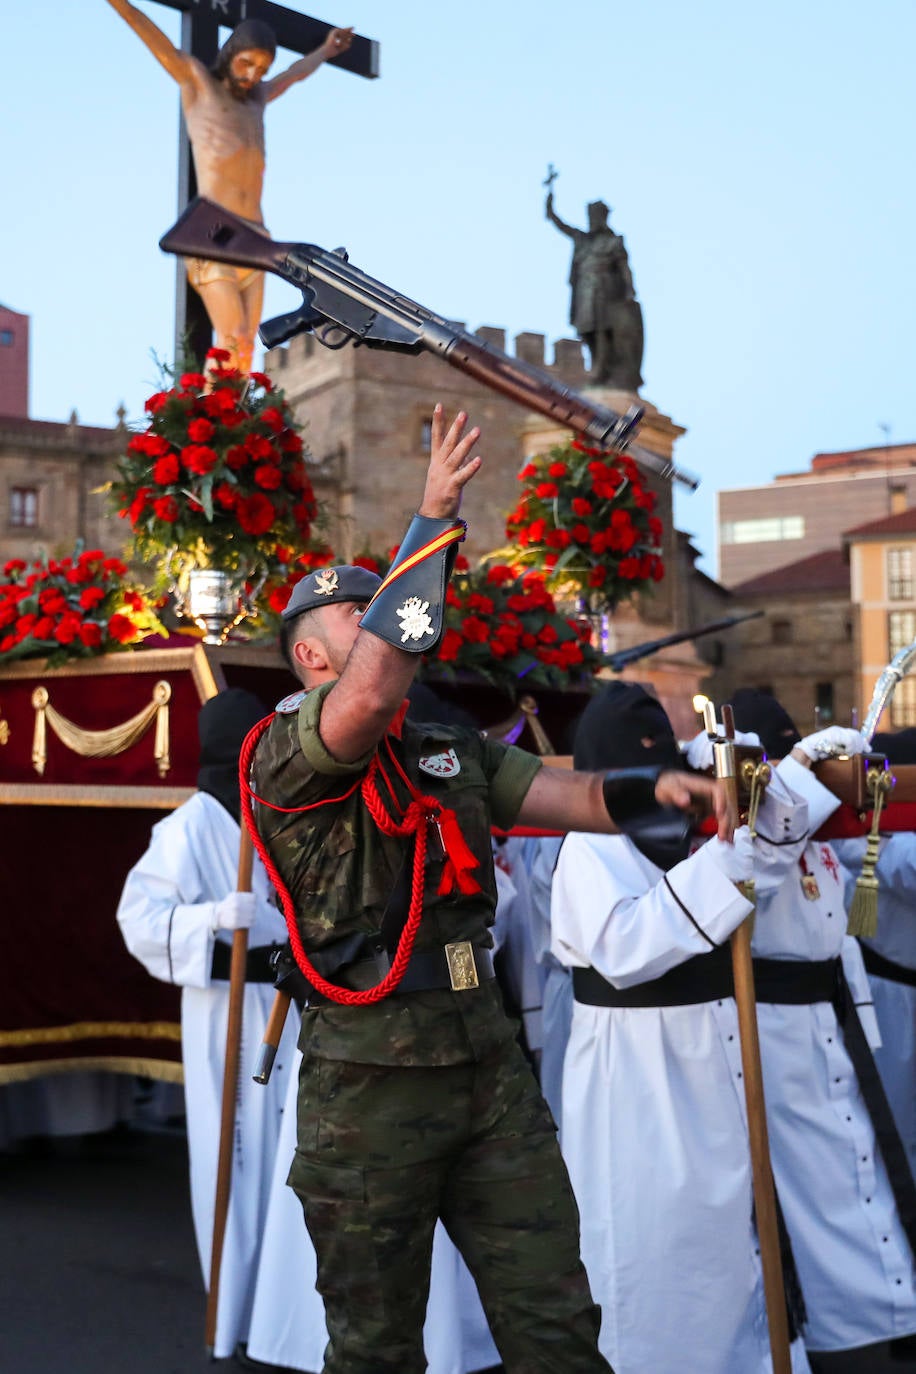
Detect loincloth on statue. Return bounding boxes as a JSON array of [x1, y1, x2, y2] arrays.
[[185, 256, 262, 291]]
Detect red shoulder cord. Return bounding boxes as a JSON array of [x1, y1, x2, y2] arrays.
[[238, 715, 482, 1006]]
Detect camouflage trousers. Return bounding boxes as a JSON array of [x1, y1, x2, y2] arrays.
[[288, 1038, 611, 1374]]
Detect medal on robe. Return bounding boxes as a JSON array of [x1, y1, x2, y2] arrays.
[[799, 855, 820, 901]]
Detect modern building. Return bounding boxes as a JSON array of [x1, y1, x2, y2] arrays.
[[718, 443, 916, 587]]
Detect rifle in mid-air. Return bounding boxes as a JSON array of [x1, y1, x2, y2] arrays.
[[159, 198, 700, 491]]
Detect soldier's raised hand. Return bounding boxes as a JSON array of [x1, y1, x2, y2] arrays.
[[418, 404, 482, 521]]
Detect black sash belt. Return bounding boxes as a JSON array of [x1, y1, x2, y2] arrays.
[[210, 941, 286, 984], [859, 941, 916, 989], [572, 950, 843, 1009]]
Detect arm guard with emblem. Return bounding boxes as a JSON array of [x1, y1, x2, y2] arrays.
[[359, 513, 466, 653]]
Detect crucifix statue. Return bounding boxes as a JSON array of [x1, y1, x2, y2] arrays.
[[105, 0, 378, 373]]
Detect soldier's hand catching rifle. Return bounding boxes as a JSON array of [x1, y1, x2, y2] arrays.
[[419, 404, 482, 521], [655, 771, 737, 843]]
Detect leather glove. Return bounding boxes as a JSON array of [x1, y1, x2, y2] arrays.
[[212, 891, 256, 932], [795, 726, 867, 762], [685, 727, 761, 771], [699, 826, 755, 886]]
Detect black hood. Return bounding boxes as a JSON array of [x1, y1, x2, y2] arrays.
[[728, 688, 800, 760], [574, 683, 690, 870], [197, 688, 269, 821]]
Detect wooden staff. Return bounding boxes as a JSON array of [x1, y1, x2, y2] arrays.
[[706, 703, 792, 1374], [205, 824, 254, 1358], [252, 989, 292, 1085]]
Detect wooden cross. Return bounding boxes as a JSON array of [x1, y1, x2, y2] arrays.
[[151, 0, 378, 362]]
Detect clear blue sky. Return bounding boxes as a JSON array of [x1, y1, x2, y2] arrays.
[[3, 0, 915, 575]]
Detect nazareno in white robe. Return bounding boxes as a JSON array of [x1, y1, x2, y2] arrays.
[[551, 771, 814, 1374], [833, 830, 916, 1178], [753, 759, 916, 1352], [116, 791, 301, 1361]]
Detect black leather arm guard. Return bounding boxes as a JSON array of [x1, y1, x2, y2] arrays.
[[602, 766, 663, 829], [359, 513, 466, 653]]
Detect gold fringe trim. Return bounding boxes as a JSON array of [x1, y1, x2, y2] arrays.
[[847, 762, 894, 939], [31, 680, 171, 777], [0, 1056, 184, 1085], [0, 1020, 182, 1049]]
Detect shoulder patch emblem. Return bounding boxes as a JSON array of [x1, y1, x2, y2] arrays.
[[275, 689, 308, 714], [419, 748, 461, 779]]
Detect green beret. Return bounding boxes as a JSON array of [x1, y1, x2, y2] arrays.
[[281, 565, 382, 621]]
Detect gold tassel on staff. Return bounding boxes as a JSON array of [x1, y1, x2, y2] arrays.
[[846, 760, 894, 939], [31, 681, 171, 777]]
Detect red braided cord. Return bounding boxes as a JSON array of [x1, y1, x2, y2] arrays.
[[238, 716, 431, 1006]]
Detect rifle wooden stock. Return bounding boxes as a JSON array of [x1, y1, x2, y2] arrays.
[[159, 198, 699, 490]]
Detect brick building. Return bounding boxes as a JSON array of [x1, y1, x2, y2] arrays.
[[0, 305, 30, 420], [844, 509, 916, 729]]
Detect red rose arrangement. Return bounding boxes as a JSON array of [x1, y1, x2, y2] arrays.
[[109, 351, 318, 589], [504, 439, 665, 609], [426, 561, 605, 695], [0, 549, 166, 666]]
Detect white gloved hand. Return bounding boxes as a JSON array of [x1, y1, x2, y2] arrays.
[[212, 891, 256, 932], [684, 726, 762, 771], [796, 726, 867, 762], [699, 826, 755, 886]]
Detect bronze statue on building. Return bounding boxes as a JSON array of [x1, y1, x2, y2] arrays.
[[545, 176, 644, 393]]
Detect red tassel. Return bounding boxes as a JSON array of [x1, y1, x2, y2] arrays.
[[433, 803, 482, 896]]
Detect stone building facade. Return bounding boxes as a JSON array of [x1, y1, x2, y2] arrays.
[[0, 412, 126, 566]]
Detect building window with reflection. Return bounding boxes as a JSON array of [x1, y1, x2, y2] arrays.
[[9, 487, 39, 528], [815, 681, 835, 724], [420, 416, 433, 452], [887, 547, 914, 600], [720, 515, 805, 546], [891, 678, 916, 727], [888, 609, 916, 657], [771, 619, 793, 645]]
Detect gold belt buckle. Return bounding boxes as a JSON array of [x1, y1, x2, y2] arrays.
[[444, 941, 479, 992]]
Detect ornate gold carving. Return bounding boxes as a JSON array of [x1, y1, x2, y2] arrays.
[[0, 1019, 182, 1048], [31, 681, 172, 778]]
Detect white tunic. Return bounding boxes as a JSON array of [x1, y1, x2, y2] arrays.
[[756, 762, 916, 1352], [552, 773, 812, 1374], [116, 792, 300, 1360], [833, 831, 916, 1177]]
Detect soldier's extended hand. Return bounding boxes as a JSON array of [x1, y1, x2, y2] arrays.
[[419, 404, 482, 521], [655, 771, 737, 843]]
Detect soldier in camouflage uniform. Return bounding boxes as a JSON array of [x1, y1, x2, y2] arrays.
[[249, 405, 731, 1374]]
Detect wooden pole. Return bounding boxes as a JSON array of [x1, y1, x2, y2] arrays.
[[252, 990, 292, 1085], [204, 825, 254, 1358], [709, 704, 792, 1374]]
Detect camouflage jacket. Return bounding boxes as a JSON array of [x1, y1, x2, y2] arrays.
[[252, 681, 542, 1066]]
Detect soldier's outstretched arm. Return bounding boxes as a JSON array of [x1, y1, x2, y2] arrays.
[[517, 765, 736, 842], [317, 404, 481, 764], [263, 27, 354, 102], [105, 0, 196, 84]]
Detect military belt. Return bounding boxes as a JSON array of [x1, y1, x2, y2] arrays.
[[296, 940, 496, 1005]]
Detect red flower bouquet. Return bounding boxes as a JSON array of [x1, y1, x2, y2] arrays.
[[504, 440, 665, 610], [0, 550, 166, 666], [109, 352, 318, 588], [425, 561, 605, 695]]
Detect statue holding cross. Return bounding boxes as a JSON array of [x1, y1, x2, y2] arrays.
[[106, 0, 366, 374]]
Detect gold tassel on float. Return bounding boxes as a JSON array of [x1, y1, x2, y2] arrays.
[[846, 760, 894, 939], [30, 681, 172, 778]]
